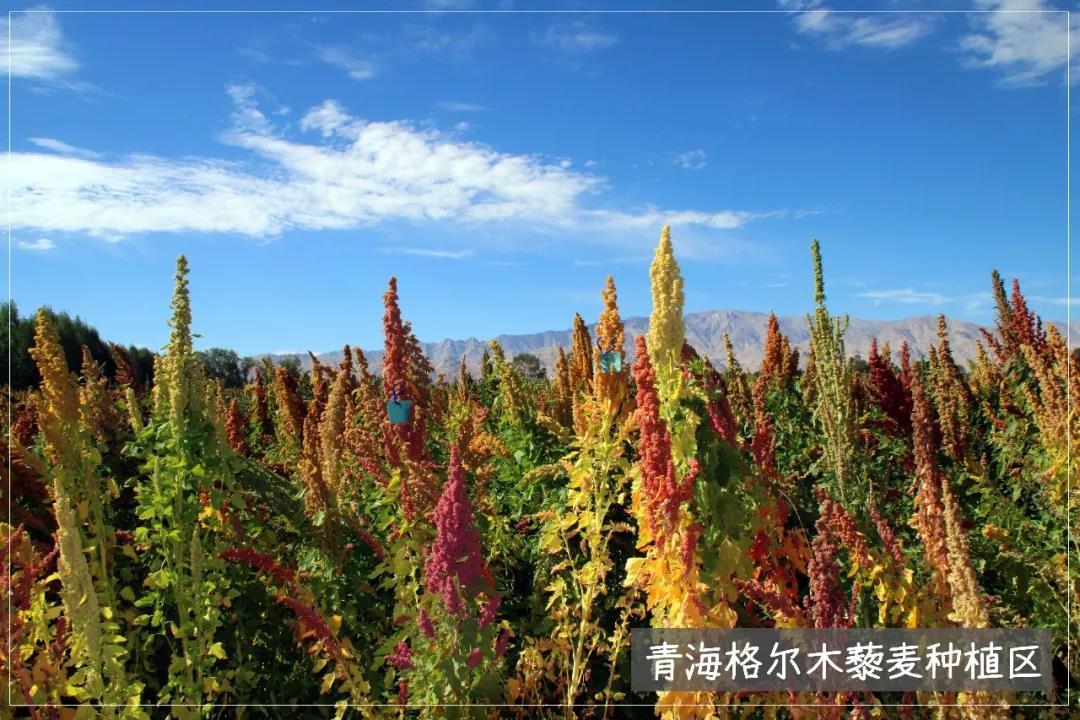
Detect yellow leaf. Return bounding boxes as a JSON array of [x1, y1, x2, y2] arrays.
[[209, 642, 226, 660], [320, 672, 336, 694], [72, 704, 98, 720], [874, 580, 887, 602], [905, 606, 919, 628], [624, 557, 643, 586]]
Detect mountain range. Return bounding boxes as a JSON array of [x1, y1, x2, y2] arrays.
[[265, 311, 1080, 378]]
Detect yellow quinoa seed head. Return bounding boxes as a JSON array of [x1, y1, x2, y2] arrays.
[[647, 225, 686, 396]]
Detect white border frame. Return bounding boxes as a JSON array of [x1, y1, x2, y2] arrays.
[[4, 7, 1071, 716]]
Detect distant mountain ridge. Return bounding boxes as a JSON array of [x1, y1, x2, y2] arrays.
[[264, 311, 1080, 378]]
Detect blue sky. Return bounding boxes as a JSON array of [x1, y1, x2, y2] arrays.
[[3, 1, 1074, 355]]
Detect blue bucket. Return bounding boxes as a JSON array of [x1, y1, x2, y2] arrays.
[[599, 351, 622, 373], [387, 399, 413, 425]]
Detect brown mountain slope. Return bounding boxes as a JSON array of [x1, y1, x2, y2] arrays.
[[266, 312, 1080, 377]]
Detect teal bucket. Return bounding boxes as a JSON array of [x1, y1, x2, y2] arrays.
[[387, 399, 413, 425], [599, 351, 622, 373]]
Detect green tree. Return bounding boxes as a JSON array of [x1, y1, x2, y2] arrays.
[[277, 355, 302, 377], [128, 345, 157, 388], [511, 352, 547, 382], [1, 301, 118, 389], [197, 347, 244, 388], [239, 355, 256, 382]]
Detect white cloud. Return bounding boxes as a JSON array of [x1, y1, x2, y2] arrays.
[[673, 149, 707, 170], [4, 86, 791, 245], [436, 100, 490, 113], [784, 0, 1073, 85], [380, 246, 473, 259], [856, 288, 952, 306], [297, 98, 357, 137], [28, 137, 102, 160], [536, 22, 619, 53], [959, 0, 1076, 86], [2, 10, 87, 89], [16, 237, 55, 251], [782, 2, 937, 50], [226, 83, 275, 133], [316, 46, 378, 80]]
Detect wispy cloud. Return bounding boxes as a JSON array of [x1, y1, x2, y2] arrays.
[[237, 44, 306, 67], [421, 0, 474, 9], [832, 276, 873, 289], [1032, 295, 1080, 306], [390, 23, 488, 60], [572, 255, 649, 267], [783, 0, 1073, 85], [28, 137, 102, 160], [380, 246, 474, 259], [855, 288, 952, 306], [436, 100, 490, 113], [17, 237, 55, 251], [960, 292, 994, 315], [316, 46, 378, 80], [2, 10, 91, 91], [733, 93, 769, 128], [781, 2, 937, 50], [958, 0, 1076, 86], [672, 149, 708, 171], [316, 23, 487, 80], [534, 22, 619, 53], [579, 208, 779, 233], [4, 85, 796, 246]]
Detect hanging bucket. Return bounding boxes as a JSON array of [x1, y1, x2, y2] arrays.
[[387, 399, 413, 425], [599, 351, 622, 373]]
